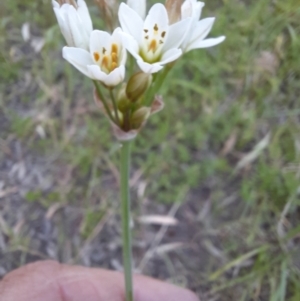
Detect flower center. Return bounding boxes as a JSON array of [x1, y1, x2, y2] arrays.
[[140, 23, 166, 63], [93, 43, 119, 74]]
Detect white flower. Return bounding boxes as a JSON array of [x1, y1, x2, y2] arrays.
[[63, 28, 127, 87], [52, 0, 93, 50], [127, 0, 146, 19], [118, 3, 191, 74], [180, 0, 225, 53]]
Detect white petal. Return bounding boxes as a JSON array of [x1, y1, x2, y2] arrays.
[[89, 30, 111, 59], [120, 44, 128, 66], [77, 0, 93, 35], [87, 65, 107, 81], [53, 7, 71, 45], [181, 0, 193, 19], [111, 29, 128, 66], [63, 47, 93, 78], [187, 36, 226, 52], [112, 27, 123, 45], [127, 0, 146, 19], [144, 3, 168, 32], [160, 48, 182, 64], [60, 3, 70, 13], [118, 3, 143, 42], [181, 16, 200, 52], [88, 65, 125, 86], [181, 0, 204, 20], [137, 59, 163, 74], [52, 0, 59, 8], [104, 65, 126, 86], [193, 2, 205, 20], [188, 17, 215, 46], [163, 17, 191, 51], [53, 5, 77, 47], [66, 5, 89, 49], [121, 33, 140, 60]]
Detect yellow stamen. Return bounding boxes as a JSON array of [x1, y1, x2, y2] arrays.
[[111, 43, 118, 54], [111, 53, 118, 63], [161, 31, 166, 38], [94, 43, 120, 74], [93, 52, 100, 62], [154, 24, 158, 31], [148, 39, 157, 52], [111, 62, 117, 70], [101, 56, 109, 69]]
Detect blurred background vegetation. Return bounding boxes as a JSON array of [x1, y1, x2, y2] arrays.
[[0, 0, 300, 300]]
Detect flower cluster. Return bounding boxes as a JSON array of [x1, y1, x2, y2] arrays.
[[52, 0, 225, 140]]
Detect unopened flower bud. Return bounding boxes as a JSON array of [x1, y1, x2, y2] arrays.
[[117, 85, 131, 113], [165, 0, 184, 24], [131, 107, 151, 129], [126, 72, 152, 103]]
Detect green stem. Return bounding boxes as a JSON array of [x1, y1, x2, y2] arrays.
[[129, 54, 134, 77], [93, 81, 116, 124], [109, 88, 120, 125], [144, 64, 173, 106], [120, 141, 134, 301]]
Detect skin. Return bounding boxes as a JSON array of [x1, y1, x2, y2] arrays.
[[0, 260, 200, 301]]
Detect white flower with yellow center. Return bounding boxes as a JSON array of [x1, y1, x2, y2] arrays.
[[52, 0, 93, 50], [180, 0, 225, 52], [62, 28, 126, 87], [118, 2, 191, 74]]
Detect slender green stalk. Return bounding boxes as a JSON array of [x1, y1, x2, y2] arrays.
[[120, 141, 133, 301], [93, 81, 116, 124], [129, 54, 134, 76], [109, 88, 120, 125], [144, 65, 172, 106]]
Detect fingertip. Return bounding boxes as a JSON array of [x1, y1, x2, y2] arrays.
[[0, 261, 200, 301], [0, 260, 62, 301]]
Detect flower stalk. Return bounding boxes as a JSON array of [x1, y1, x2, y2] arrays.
[[120, 141, 134, 301], [52, 1, 225, 300], [144, 63, 172, 106], [109, 88, 120, 125], [93, 80, 116, 124]]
